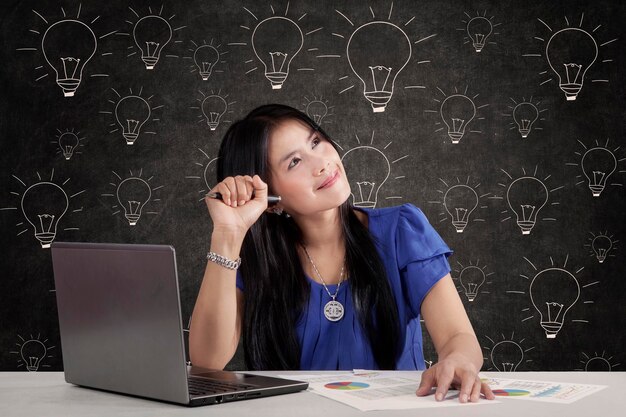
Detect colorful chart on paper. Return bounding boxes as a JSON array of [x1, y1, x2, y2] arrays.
[[493, 389, 530, 397], [324, 381, 370, 390]]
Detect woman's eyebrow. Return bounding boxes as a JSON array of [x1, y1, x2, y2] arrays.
[[278, 130, 317, 164]]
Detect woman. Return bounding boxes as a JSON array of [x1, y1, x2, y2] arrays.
[[189, 104, 494, 403]]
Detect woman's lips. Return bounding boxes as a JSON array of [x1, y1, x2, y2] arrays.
[[318, 170, 339, 189]]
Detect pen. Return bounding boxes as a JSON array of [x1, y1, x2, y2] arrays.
[[205, 192, 281, 205]]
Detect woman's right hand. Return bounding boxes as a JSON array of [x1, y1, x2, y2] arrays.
[[205, 175, 269, 237]]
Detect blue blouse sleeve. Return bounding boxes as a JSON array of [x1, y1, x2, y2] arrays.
[[236, 269, 244, 291], [396, 204, 453, 316]]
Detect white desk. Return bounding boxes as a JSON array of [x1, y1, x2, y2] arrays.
[[0, 371, 623, 417]]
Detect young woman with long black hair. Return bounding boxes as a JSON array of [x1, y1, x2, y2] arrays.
[[189, 104, 494, 403]]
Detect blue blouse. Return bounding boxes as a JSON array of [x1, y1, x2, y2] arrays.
[[236, 203, 452, 370]]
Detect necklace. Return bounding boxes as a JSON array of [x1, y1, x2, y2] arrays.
[[302, 245, 345, 322]]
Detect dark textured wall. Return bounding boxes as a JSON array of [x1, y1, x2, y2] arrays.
[[1, 0, 624, 372]]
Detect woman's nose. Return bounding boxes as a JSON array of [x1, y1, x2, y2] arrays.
[[315, 160, 330, 176]]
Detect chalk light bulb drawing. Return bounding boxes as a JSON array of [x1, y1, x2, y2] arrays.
[[466, 16, 493, 52], [133, 15, 172, 70], [529, 268, 580, 339], [546, 28, 598, 101], [306, 100, 328, 125], [203, 157, 219, 191], [251, 16, 303, 90], [116, 177, 151, 226], [444, 185, 478, 233], [591, 235, 613, 263], [347, 22, 411, 113], [440, 95, 476, 144], [581, 147, 617, 197], [341, 146, 390, 208], [41, 20, 97, 97], [459, 266, 485, 302], [506, 177, 548, 235], [193, 45, 220, 81], [201, 95, 227, 131], [512, 102, 539, 138], [21, 182, 69, 248], [20, 339, 47, 372], [585, 357, 612, 371], [490, 341, 524, 371], [58, 132, 79, 160], [114, 96, 151, 145]]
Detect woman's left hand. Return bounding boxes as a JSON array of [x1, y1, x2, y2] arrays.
[[415, 355, 495, 403]]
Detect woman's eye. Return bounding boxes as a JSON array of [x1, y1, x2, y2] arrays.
[[288, 157, 301, 169], [312, 137, 320, 147]]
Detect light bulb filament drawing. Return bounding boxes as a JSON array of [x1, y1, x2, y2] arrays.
[[544, 302, 565, 329], [269, 51, 288, 73], [563, 63, 582, 85], [518, 204, 537, 232], [60, 57, 80, 81], [356, 181, 375, 206], [369, 65, 392, 95], [144, 41, 160, 63]]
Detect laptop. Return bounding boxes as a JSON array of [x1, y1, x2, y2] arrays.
[[50, 241, 308, 406]]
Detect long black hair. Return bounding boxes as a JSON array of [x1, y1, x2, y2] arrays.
[[216, 104, 400, 370]]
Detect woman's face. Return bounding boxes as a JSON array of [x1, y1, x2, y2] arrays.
[[267, 118, 351, 217]]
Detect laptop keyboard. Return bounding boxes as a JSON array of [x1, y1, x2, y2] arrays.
[[188, 376, 256, 396]]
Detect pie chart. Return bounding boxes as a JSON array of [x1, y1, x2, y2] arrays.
[[493, 389, 530, 396], [324, 381, 370, 390]]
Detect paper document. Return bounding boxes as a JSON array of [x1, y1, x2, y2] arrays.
[[482, 376, 607, 404], [280, 370, 498, 411]]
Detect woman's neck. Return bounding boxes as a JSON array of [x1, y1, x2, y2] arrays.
[[294, 207, 344, 251]]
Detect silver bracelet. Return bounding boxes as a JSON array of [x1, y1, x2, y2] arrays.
[[206, 251, 241, 270]]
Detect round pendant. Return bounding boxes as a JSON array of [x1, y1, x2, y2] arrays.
[[324, 300, 344, 322]]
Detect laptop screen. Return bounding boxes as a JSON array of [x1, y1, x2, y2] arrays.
[[51, 242, 191, 403]]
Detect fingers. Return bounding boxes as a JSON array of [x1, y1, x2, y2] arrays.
[[433, 367, 454, 401], [209, 176, 256, 207], [251, 175, 268, 202], [456, 371, 476, 403], [481, 380, 496, 400], [416, 367, 456, 402], [416, 364, 492, 404], [415, 368, 435, 397], [234, 176, 252, 206], [469, 377, 482, 402]]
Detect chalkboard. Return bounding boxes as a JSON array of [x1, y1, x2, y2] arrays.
[[1, 0, 625, 372]]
